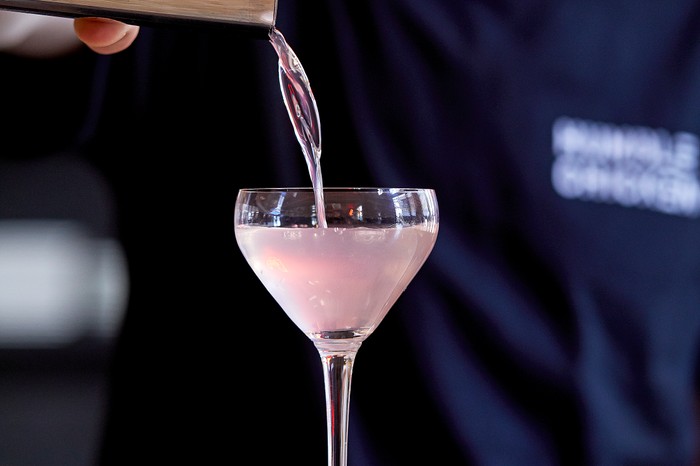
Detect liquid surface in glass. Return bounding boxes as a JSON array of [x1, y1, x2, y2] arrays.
[[236, 224, 437, 338]]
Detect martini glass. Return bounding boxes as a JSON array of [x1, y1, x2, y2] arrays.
[[234, 187, 439, 466]]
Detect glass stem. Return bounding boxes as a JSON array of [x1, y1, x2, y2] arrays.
[[315, 340, 362, 466]]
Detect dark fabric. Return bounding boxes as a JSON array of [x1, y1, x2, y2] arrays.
[[0, 48, 96, 158], [81, 1, 700, 465]]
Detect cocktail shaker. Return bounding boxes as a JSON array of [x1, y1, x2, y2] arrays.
[[0, 0, 277, 34]]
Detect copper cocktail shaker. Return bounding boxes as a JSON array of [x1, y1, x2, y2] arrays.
[[0, 0, 277, 34]]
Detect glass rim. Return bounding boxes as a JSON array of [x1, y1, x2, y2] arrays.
[[237, 187, 435, 192]]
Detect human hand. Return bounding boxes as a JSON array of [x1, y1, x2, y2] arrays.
[[74, 17, 139, 55]]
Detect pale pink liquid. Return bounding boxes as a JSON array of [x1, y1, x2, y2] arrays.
[[269, 28, 327, 226], [235, 224, 438, 340]]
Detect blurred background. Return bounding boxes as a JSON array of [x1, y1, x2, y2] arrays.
[[0, 11, 133, 464], [0, 153, 128, 466]]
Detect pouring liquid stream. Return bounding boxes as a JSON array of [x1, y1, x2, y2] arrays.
[[269, 27, 327, 228]]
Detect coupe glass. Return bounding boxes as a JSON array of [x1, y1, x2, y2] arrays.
[[234, 187, 439, 466]]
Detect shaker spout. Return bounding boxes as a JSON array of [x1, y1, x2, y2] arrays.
[[0, 0, 278, 35]]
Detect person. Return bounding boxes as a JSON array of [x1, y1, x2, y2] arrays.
[[13, 1, 700, 464], [73, 17, 139, 55]]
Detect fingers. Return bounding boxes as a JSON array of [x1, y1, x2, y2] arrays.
[[74, 17, 139, 54]]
